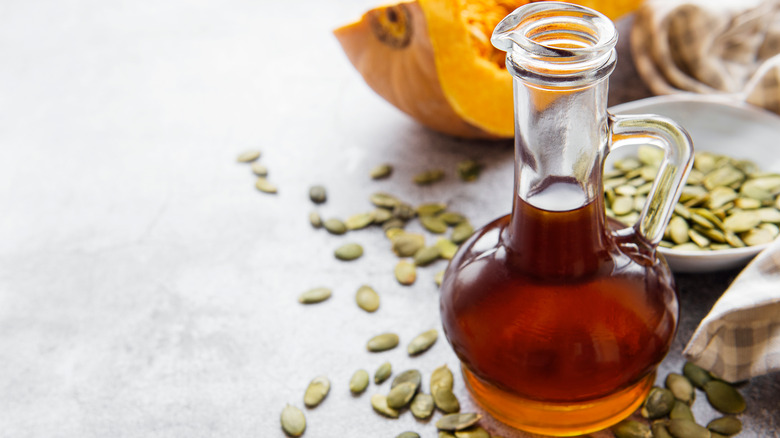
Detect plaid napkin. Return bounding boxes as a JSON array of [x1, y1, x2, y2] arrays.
[[683, 238, 780, 382], [631, 0, 780, 114]]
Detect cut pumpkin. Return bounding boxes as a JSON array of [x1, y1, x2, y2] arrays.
[[334, 0, 643, 139]]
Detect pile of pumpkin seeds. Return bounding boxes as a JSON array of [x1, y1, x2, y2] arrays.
[[237, 149, 278, 194], [604, 146, 780, 250], [612, 361, 746, 438]]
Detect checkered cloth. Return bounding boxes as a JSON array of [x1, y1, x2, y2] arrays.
[[632, 0, 780, 115], [683, 238, 780, 382]]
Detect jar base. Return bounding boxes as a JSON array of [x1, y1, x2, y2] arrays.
[[461, 365, 654, 437]]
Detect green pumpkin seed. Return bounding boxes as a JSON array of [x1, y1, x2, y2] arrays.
[[734, 197, 761, 209], [395, 433, 419, 438], [674, 204, 692, 219], [669, 400, 695, 421], [454, 426, 489, 438], [407, 329, 438, 355], [690, 212, 715, 229], [414, 246, 441, 267], [395, 261, 416, 285], [704, 380, 746, 414], [451, 222, 474, 244], [612, 196, 634, 216], [392, 369, 422, 390], [370, 163, 393, 180], [309, 185, 326, 204], [742, 228, 775, 246], [704, 165, 745, 190], [669, 216, 690, 244], [760, 222, 780, 237], [251, 161, 268, 176], [439, 211, 466, 225], [683, 362, 712, 389], [439, 432, 457, 438], [280, 404, 306, 437], [309, 211, 322, 228], [370, 394, 399, 418], [303, 376, 330, 408], [775, 195, 780, 209], [410, 393, 435, 419], [370, 192, 400, 208], [382, 218, 406, 233], [355, 285, 380, 312], [615, 157, 641, 171], [436, 413, 481, 431], [748, 174, 780, 190], [374, 362, 392, 384], [741, 181, 773, 201], [367, 333, 399, 352], [414, 169, 445, 185], [392, 233, 425, 257], [335, 243, 363, 261], [673, 243, 704, 251], [605, 176, 628, 190], [707, 186, 738, 209], [387, 381, 418, 409], [344, 212, 374, 230], [615, 185, 638, 196], [757, 207, 780, 223], [393, 203, 416, 221], [612, 420, 651, 438], [457, 160, 482, 182], [435, 270, 445, 286], [665, 373, 695, 404], [667, 419, 710, 438], [421, 215, 448, 234], [433, 387, 460, 413], [323, 218, 347, 235], [417, 203, 448, 216], [298, 287, 332, 304], [237, 150, 261, 162], [373, 208, 393, 224], [688, 229, 710, 248], [255, 177, 277, 193], [707, 416, 742, 436], [641, 386, 675, 419], [435, 238, 458, 260], [651, 422, 674, 438], [723, 211, 761, 232], [349, 369, 369, 394], [431, 364, 454, 393]]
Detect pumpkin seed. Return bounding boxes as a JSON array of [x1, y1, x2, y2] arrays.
[[407, 329, 438, 355], [255, 177, 277, 193], [433, 387, 460, 413], [392, 369, 422, 390], [724, 230, 746, 247], [707, 186, 738, 209], [395, 433, 419, 438], [665, 373, 695, 404], [612, 420, 652, 438], [373, 208, 393, 224], [454, 426, 489, 438], [741, 228, 775, 246], [435, 270, 445, 286], [393, 203, 416, 221], [673, 243, 704, 251], [309, 211, 322, 228], [345, 212, 375, 230], [349, 369, 369, 394], [641, 386, 675, 419], [414, 246, 441, 266], [757, 207, 780, 223], [703, 165, 745, 190], [674, 204, 692, 219], [669, 216, 690, 244], [707, 416, 742, 436], [690, 212, 714, 229], [615, 185, 638, 196], [298, 287, 332, 304], [309, 185, 326, 204], [382, 218, 406, 233], [615, 157, 642, 171], [431, 364, 454, 393], [414, 169, 445, 185], [367, 333, 399, 352], [421, 215, 448, 234], [723, 211, 761, 232], [734, 197, 761, 209], [387, 381, 417, 409], [605, 176, 628, 190], [370, 394, 399, 418], [683, 362, 712, 388], [749, 174, 780, 190], [667, 419, 710, 438], [439, 432, 456, 438], [436, 413, 481, 431], [370, 163, 393, 180], [303, 376, 330, 408], [688, 229, 710, 248], [395, 261, 416, 285], [775, 195, 780, 209], [435, 238, 458, 260], [370, 192, 400, 208], [251, 161, 268, 176], [612, 196, 634, 215], [374, 361, 392, 384], [760, 222, 780, 237], [237, 150, 261, 162], [334, 243, 363, 261], [323, 218, 347, 235], [392, 233, 425, 257], [280, 404, 306, 437], [410, 393, 434, 419], [417, 202, 447, 216], [439, 211, 466, 225], [652, 422, 674, 438], [457, 160, 482, 182], [704, 380, 746, 414], [451, 222, 474, 244], [355, 285, 380, 312], [741, 181, 773, 201], [669, 400, 695, 421]]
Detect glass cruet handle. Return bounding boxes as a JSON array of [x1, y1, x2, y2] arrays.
[[607, 114, 694, 248]]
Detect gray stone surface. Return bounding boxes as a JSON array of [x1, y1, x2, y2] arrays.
[[0, 1, 776, 437]]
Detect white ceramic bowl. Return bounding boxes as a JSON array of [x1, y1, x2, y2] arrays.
[[609, 94, 780, 273]]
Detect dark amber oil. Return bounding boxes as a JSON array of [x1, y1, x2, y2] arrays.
[[440, 182, 678, 436]]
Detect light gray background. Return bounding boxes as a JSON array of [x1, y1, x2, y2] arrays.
[[0, 1, 777, 437]]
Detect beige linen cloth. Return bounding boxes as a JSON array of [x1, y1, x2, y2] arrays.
[[632, 0, 780, 382], [632, 0, 780, 114]]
